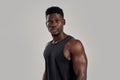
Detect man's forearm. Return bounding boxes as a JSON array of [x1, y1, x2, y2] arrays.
[[42, 72, 46, 80], [77, 75, 87, 80]]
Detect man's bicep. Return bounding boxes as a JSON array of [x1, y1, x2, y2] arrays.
[[70, 40, 87, 79], [72, 51, 87, 75]]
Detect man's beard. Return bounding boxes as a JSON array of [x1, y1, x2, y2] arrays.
[[51, 32, 60, 37]]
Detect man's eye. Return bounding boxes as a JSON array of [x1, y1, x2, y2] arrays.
[[46, 21, 52, 25]]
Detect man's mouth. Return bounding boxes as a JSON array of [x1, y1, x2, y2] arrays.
[[51, 28, 58, 32]]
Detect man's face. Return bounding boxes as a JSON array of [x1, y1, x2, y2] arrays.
[[46, 13, 65, 36]]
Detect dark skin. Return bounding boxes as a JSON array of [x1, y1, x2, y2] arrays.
[[43, 13, 87, 80]]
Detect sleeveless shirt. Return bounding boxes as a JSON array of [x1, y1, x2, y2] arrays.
[[44, 35, 76, 80]]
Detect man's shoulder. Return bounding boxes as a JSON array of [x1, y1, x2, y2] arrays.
[[68, 36, 83, 47], [67, 37, 85, 55], [65, 36, 83, 51]]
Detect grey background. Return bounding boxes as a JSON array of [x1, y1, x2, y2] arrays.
[[0, 0, 120, 80]]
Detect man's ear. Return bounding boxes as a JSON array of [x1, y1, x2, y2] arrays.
[[63, 19, 66, 25], [46, 21, 49, 27]]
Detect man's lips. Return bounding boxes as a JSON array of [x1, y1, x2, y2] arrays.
[[50, 28, 58, 32]]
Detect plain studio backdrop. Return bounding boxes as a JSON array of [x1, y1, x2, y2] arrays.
[[0, 0, 120, 80]]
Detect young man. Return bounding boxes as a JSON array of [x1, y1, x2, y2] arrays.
[[43, 6, 88, 80]]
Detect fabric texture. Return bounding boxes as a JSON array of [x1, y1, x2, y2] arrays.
[[44, 35, 76, 80]]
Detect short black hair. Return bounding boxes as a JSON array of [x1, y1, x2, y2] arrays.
[[46, 6, 64, 18]]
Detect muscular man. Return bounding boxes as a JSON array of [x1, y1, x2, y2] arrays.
[[43, 6, 88, 80]]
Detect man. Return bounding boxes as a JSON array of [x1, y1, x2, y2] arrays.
[[43, 6, 87, 80]]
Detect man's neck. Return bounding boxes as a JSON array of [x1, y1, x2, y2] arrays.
[[52, 33, 67, 44]]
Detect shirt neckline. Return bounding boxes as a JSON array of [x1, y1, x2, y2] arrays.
[[49, 35, 70, 45]]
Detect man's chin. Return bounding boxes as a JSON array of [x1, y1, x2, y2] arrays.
[[51, 33, 60, 37]]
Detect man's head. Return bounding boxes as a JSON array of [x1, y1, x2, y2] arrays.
[[46, 6, 64, 18], [45, 6, 65, 37]]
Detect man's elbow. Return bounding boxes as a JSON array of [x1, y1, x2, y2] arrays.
[[76, 73, 87, 80]]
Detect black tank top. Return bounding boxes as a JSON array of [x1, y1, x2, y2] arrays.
[[44, 35, 76, 80]]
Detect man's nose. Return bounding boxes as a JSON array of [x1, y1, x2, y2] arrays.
[[51, 21, 57, 27]]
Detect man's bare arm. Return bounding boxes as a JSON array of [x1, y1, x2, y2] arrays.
[[42, 71, 46, 80], [70, 40, 88, 80]]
